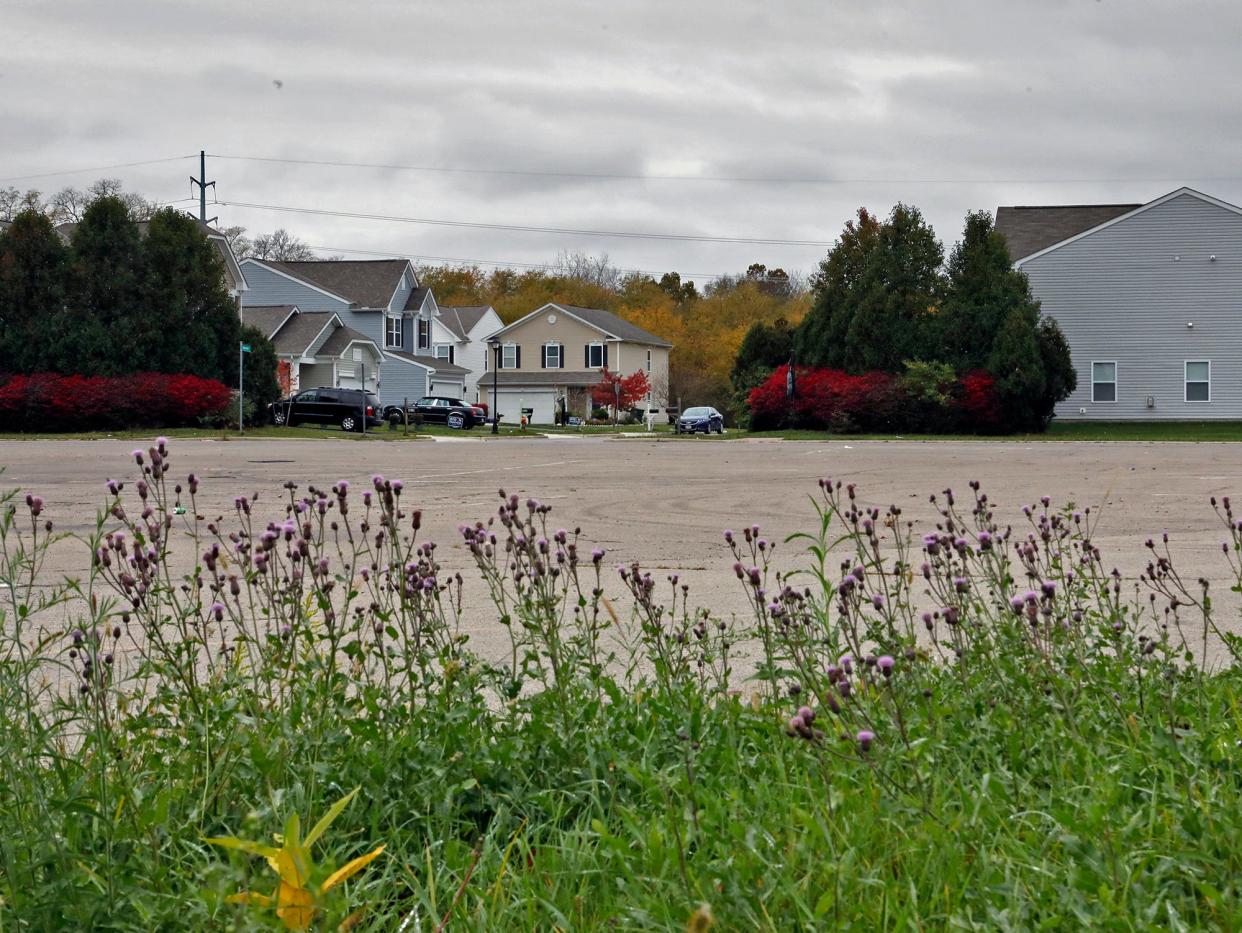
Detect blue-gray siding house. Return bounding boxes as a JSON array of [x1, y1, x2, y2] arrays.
[[997, 188, 1242, 421], [239, 258, 471, 406]]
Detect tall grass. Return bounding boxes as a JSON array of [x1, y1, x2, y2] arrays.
[[2, 444, 1242, 929]]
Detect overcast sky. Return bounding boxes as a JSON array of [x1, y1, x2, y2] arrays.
[[5, 0, 1242, 286]]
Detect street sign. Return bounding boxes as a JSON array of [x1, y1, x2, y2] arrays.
[[240, 343, 252, 353]]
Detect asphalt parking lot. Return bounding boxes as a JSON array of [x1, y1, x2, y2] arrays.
[[4, 435, 1242, 664]]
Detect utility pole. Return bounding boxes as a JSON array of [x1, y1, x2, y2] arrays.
[[190, 150, 217, 225]]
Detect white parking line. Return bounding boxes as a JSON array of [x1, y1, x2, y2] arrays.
[[417, 460, 585, 480]]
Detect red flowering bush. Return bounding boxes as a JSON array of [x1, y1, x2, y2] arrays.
[[748, 365, 1005, 434], [0, 373, 232, 432]]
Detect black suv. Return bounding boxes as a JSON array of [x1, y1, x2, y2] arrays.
[[385, 397, 483, 429], [270, 387, 383, 432]]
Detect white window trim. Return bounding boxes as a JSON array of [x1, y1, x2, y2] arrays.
[[417, 317, 431, 350], [502, 343, 518, 369], [434, 344, 452, 360], [1185, 360, 1212, 403], [544, 342, 561, 368], [587, 341, 605, 368], [1090, 360, 1117, 404], [385, 315, 403, 349]]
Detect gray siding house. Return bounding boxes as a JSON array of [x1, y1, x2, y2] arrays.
[[239, 258, 471, 406], [997, 187, 1242, 420]]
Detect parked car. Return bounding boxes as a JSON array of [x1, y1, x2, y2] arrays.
[[384, 397, 484, 430], [269, 387, 383, 432], [675, 406, 725, 435]]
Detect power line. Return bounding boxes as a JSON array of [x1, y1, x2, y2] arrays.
[[0, 155, 197, 185], [307, 244, 759, 282], [215, 199, 833, 247], [210, 152, 1242, 186]]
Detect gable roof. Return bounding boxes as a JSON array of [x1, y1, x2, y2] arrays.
[[243, 305, 299, 338], [997, 188, 1242, 266], [403, 285, 431, 312], [262, 259, 412, 308], [994, 204, 1141, 262], [318, 325, 381, 358], [439, 306, 494, 339], [490, 302, 673, 348]]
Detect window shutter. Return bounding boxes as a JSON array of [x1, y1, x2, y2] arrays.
[[541, 345, 547, 368], [585, 345, 590, 367], [516, 346, 521, 369], [450, 345, 455, 364], [603, 344, 609, 368], [559, 343, 565, 369]]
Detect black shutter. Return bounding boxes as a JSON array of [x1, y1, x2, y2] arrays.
[[603, 344, 609, 368], [559, 343, 565, 369], [516, 346, 521, 369], [449, 345, 455, 364], [541, 345, 547, 368], [585, 345, 590, 367]]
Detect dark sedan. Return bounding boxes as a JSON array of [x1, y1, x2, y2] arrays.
[[385, 396, 484, 429], [675, 406, 725, 434]]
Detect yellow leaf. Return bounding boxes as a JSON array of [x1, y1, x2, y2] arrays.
[[339, 907, 367, 931], [267, 847, 311, 889], [322, 845, 386, 892], [305, 787, 360, 849], [276, 881, 316, 931]]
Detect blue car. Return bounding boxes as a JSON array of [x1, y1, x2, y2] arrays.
[[675, 406, 725, 435]]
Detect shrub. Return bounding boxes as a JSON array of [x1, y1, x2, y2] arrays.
[[748, 364, 1006, 434], [0, 372, 231, 432]]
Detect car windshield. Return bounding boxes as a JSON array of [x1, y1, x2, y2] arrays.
[[683, 407, 713, 417]]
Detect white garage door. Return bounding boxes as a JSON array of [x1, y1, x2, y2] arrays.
[[495, 389, 556, 425], [337, 366, 362, 389]]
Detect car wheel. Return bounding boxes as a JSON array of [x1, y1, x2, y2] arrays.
[[340, 414, 358, 432], [448, 413, 465, 430], [273, 409, 287, 426]]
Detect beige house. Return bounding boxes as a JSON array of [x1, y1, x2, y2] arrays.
[[481, 303, 672, 424]]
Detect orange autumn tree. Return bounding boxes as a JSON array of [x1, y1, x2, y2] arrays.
[[592, 368, 651, 422]]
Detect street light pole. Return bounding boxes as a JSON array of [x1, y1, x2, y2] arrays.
[[490, 341, 500, 435]]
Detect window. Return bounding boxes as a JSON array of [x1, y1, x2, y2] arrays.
[[544, 343, 562, 368], [587, 342, 605, 368], [385, 316, 402, 349], [646, 349, 651, 372], [435, 345, 452, 360], [502, 343, 519, 369], [417, 318, 431, 350], [1091, 362, 1116, 403], [1186, 361, 1211, 402]]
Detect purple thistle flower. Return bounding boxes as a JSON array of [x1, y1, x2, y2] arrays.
[[723, 529, 734, 544], [856, 730, 875, 753], [877, 655, 894, 676], [871, 593, 885, 610]]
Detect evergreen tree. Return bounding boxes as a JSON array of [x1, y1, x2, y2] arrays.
[[55, 196, 144, 375], [795, 208, 881, 369], [239, 324, 281, 418], [841, 204, 943, 371], [731, 317, 795, 395], [0, 210, 69, 372]]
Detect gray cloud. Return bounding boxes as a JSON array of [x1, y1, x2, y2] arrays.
[[5, 0, 1242, 285]]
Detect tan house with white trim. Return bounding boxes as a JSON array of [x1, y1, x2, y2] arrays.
[[481, 302, 672, 424]]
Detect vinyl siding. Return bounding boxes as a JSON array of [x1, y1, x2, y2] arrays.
[[1021, 192, 1242, 420], [462, 311, 503, 401], [379, 356, 429, 407], [239, 263, 351, 313]]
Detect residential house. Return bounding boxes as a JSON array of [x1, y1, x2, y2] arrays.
[[238, 258, 472, 405], [244, 304, 383, 396], [480, 302, 672, 424], [435, 305, 503, 402], [996, 187, 1242, 420]]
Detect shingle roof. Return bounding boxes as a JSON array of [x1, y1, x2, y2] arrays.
[[318, 325, 379, 358], [271, 311, 339, 357], [556, 304, 672, 347], [486, 371, 604, 387], [994, 204, 1141, 261], [439, 306, 492, 339], [403, 286, 431, 312], [265, 259, 409, 308], [244, 305, 299, 339]]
